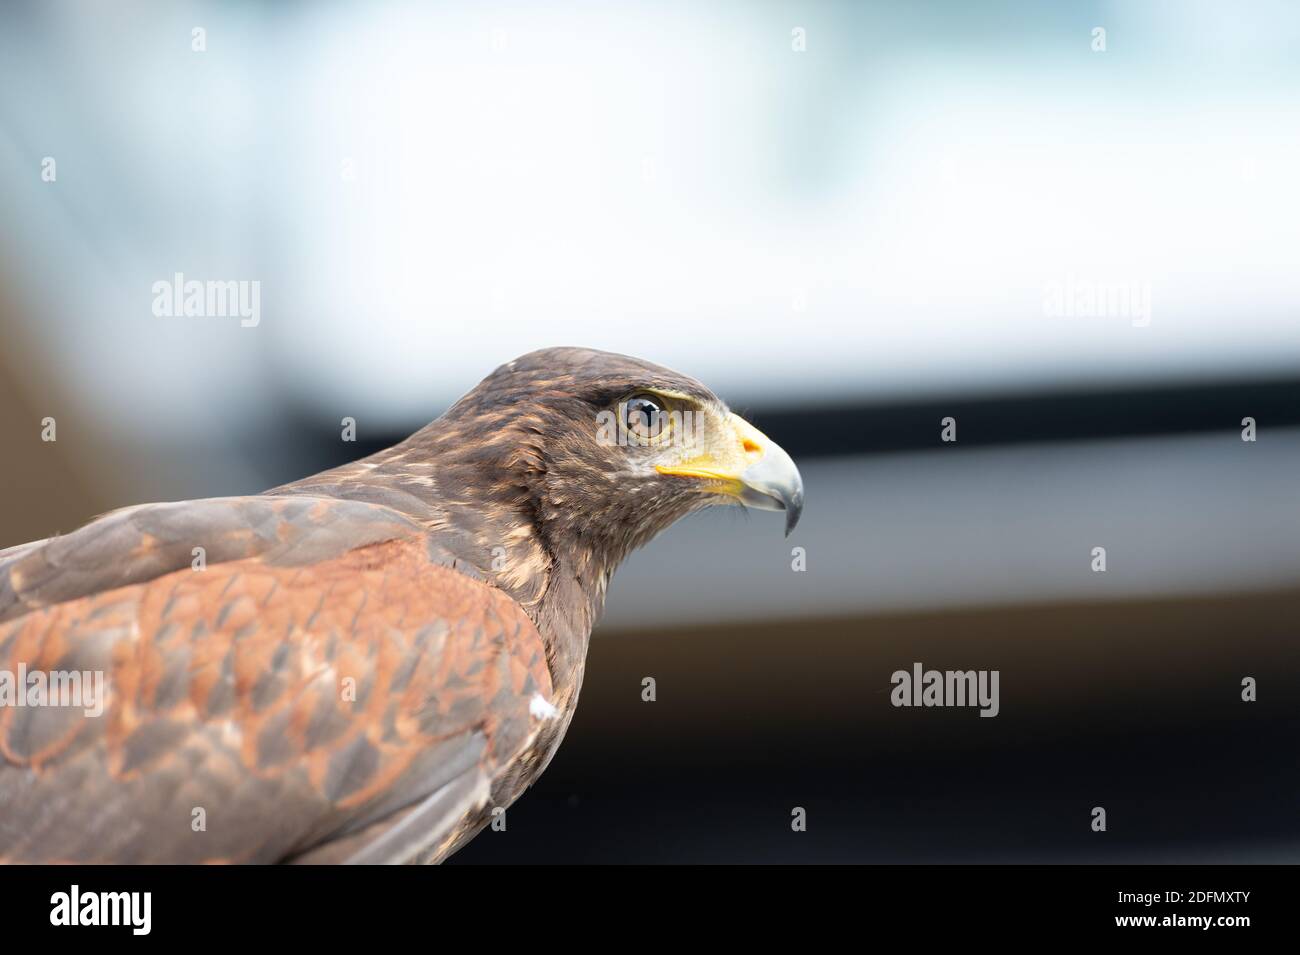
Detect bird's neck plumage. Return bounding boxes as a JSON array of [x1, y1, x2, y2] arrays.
[[272, 431, 627, 698]]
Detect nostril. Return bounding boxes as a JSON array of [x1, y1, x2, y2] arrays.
[[742, 438, 762, 455]]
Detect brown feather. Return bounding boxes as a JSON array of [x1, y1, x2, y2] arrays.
[[0, 528, 550, 863]]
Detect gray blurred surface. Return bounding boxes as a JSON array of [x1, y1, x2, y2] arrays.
[[603, 428, 1300, 629]]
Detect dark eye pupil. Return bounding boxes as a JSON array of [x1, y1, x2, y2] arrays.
[[626, 397, 661, 430]]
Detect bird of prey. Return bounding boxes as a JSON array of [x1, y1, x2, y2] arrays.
[[0, 347, 802, 863]]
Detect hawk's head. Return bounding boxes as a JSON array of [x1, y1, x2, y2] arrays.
[[286, 346, 804, 662], [433, 347, 803, 562]]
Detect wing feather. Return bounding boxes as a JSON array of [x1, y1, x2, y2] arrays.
[[0, 496, 552, 863]]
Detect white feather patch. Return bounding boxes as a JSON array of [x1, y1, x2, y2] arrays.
[[529, 693, 560, 720]]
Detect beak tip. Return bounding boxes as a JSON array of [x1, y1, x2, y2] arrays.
[[783, 492, 804, 536]]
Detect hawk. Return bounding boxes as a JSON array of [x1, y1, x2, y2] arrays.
[[0, 348, 802, 863]]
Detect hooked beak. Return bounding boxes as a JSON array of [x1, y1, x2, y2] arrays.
[[655, 412, 804, 535]]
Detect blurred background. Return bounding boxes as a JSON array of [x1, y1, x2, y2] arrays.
[[1, 0, 1297, 862]]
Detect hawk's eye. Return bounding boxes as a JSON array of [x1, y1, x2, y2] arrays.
[[624, 395, 665, 440]]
